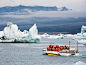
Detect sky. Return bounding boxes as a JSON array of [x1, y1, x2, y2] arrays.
[[0, 0, 86, 11]]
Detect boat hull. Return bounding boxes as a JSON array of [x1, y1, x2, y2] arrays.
[[43, 49, 79, 56]]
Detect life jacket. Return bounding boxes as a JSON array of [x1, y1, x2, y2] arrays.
[[53, 46, 56, 48], [66, 46, 69, 49], [62, 46, 65, 49], [49, 45, 53, 48], [51, 45, 53, 48], [49, 48, 51, 51], [63, 46, 66, 49], [47, 47, 49, 50], [53, 48, 55, 51], [55, 48, 58, 51], [57, 48, 60, 52], [60, 46, 62, 49], [56, 45, 59, 48]]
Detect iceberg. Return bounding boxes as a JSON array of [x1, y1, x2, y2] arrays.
[[39, 33, 64, 39], [75, 25, 86, 45], [0, 31, 4, 37], [48, 34, 64, 39], [16, 24, 41, 43], [75, 61, 86, 65], [4, 22, 22, 39], [40, 33, 50, 38], [77, 39, 86, 44], [1, 22, 41, 43], [77, 25, 86, 37], [29, 24, 41, 40], [81, 25, 86, 34], [64, 25, 86, 39]]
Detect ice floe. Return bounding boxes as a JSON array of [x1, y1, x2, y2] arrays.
[[75, 61, 86, 65]]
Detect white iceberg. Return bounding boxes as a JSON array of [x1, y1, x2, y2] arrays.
[[2, 22, 41, 43], [81, 25, 86, 34], [16, 24, 41, 43], [29, 24, 41, 40], [0, 31, 4, 37], [4, 22, 22, 39], [48, 34, 63, 39], [77, 25, 86, 37], [75, 61, 86, 65], [75, 25, 86, 45], [77, 39, 86, 44], [40, 33, 50, 38], [64, 25, 86, 39], [40, 33, 64, 39]]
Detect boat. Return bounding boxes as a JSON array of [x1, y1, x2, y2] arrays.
[[43, 41, 79, 56]]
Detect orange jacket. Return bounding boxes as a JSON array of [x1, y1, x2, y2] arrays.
[[66, 46, 69, 49], [53, 46, 56, 48], [47, 47, 49, 50], [63, 46, 66, 49], [56, 46, 59, 48], [53, 48, 55, 51], [60, 46, 62, 49], [49, 45, 53, 48], [49, 48, 51, 51], [57, 48, 60, 52], [55, 48, 58, 51]]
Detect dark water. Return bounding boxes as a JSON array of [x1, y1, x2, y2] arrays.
[[0, 38, 86, 65], [0, 17, 86, 34]]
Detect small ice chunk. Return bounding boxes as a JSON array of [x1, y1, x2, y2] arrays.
[[75, 61, 86, 65]]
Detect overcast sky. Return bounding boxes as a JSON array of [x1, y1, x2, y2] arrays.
[[1, 11, 86, 18], [0, 0, 86, 11]]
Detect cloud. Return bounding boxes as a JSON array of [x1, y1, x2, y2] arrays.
[[0, 0, 86, 11]]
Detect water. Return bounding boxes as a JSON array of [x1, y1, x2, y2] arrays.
[[0, 38, 86, 65], [0, 17, 86, 33]]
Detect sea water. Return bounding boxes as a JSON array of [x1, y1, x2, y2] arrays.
[[0, 37, 86, 65]]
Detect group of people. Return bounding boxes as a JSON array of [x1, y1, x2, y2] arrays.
[[47, 45, 69, 52]]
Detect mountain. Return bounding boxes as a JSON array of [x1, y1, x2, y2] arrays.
[[0, 5, 69, 13]]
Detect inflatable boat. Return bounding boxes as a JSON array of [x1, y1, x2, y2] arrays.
[[43, 41, 79, 56]]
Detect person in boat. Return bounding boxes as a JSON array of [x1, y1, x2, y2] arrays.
[[52, 45, 56, 48], [55, 48, 58, 51], [47, 47, 49, 51], [56, 45, 59, 48], [66, 46, 69, 49], [62, 46, 65, 49], [49, 48, 51, 51], [62, 46, 63, 49], [58, 48, 60, 52], [60, 46, 63, 50], [49, 45, 53, 48]]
